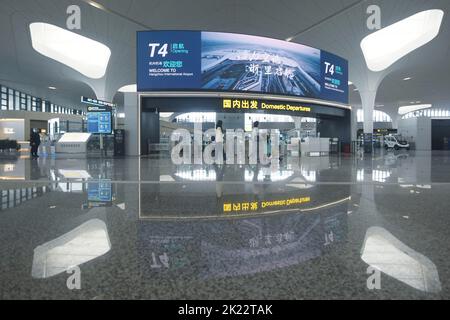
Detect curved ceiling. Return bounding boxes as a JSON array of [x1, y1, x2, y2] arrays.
[[0, 0, 449, 113]]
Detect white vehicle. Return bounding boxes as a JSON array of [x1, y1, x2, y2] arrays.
[[384, 135, 410, 150]]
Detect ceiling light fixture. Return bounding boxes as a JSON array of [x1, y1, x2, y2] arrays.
[[87, 0, 105, 10], [118, 84, 137, 93], [48, 86, 56, 90], [360, 9, 444, 72], [29, 22, 111, 79], [348, 81, 353, 85], [398, 104, 432, 115], [403, 77, 412, 81]]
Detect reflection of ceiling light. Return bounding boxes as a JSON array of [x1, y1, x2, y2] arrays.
[[32, 219, 111, 278], [87, 1, 105, 10], [29, 22, 111, 79], [118, 84, 137, 93], [175, 169, 216, 181], [372, 169, 391, 182], [360, 10, 444, 72], [48, 86, 56, 90], [403, 77, 412, 81], [398, 104, 432, 115], [361, 227, 441, 293], [159, 175, 175, 182]]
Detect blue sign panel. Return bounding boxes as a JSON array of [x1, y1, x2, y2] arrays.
[[320, 51, 349, 104], [87, 111, 111, 134], [137, 31, 201, 90], [137, 31, 348, 104], [88, 181, 112, 202]]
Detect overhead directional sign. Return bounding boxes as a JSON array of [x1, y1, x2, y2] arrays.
[[81, 96, 116, 108]]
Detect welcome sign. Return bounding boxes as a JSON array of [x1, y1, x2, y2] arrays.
[[137, 31, 348, 104]]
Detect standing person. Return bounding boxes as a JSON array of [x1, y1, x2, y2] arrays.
[[215, 120, 224, 164], [250, 121, 259, 164], [30, 128, 41, 158]]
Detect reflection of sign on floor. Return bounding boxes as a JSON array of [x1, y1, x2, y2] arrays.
[[150, 252, 169, 269], [139, 235, 196, 273], [87, 181, 112, 207], [223, 197, 311, 213], [249, 231, 296, 248]]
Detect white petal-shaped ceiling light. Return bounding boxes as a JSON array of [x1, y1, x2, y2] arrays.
[[398, 104, 431, 115], [29, 22, 111, 79], [118, 84, 137, 93], [360, 10, 444, 72]]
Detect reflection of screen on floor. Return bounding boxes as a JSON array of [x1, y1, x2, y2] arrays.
[[88, 182, 112, 202]]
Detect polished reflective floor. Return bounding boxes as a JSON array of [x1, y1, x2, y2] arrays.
[[1, 150, 450, 299]]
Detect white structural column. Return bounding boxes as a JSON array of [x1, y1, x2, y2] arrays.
[[360, 89, 377, 134], [124, 92, 140, 156], [294, 117, 302, 130], [350, 108, 358, 142], [352, 73, 387, 153], [390, 112, 399, 130]]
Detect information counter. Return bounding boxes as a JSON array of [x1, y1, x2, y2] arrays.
[[55, 132, 91, 153]]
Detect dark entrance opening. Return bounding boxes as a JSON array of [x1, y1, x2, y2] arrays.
[[141, 108, 160, 155], [140, 96, 351, 156], [431, 119, 450, 150]]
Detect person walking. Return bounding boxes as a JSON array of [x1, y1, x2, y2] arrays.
[[250, 121, 259, 164], [30, 128, 41, 158]]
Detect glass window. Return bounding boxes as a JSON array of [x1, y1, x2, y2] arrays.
[[14, 91, 20, 110], [27, 95, 31, 111], [31, 97, 36, 112], [8, 88, 14, 110], [357, 109, 392, 123], [37, 100, 41, 112], [1, 87, 7, 110], [20, 93, 26, 110]]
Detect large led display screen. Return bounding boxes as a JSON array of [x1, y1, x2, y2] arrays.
[[137, 31, 348, 104]]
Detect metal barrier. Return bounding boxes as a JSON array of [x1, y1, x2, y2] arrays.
[[352, 140, 363, 154], [148, 142, 170, 154]]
